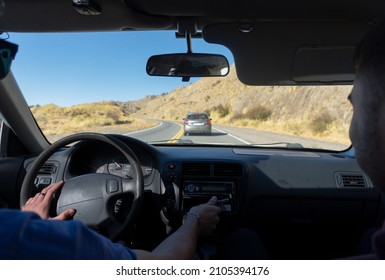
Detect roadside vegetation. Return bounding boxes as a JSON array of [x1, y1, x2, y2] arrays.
[[30, 101, 157, 142]]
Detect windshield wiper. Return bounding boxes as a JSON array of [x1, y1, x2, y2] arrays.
[[147, 140, 304, 149], [147, 139, 195, 145], [250, 142, 304, 149]]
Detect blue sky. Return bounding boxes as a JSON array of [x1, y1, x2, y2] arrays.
[[9, 31, 234, 107]]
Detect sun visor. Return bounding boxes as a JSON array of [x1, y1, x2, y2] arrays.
[[292, 46, 356, 83], [203, 22, 371, 85]]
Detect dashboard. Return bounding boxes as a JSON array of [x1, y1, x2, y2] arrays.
[[20, 134, 385, 259]]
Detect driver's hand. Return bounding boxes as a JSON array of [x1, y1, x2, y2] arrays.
[[22, 181, 76, 220], [189, 196, 221, 236]]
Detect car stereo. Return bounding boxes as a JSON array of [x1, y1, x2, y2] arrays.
[[182, 181, 235, 212]]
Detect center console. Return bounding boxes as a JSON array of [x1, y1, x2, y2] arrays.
[[159, 160, 246, 259], [160, 161, 246, 224]]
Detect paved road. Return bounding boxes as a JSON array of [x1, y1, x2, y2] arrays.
[[125, 120, 348, 150]]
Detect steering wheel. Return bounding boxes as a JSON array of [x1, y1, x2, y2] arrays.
[[20, 132, 144, 241]]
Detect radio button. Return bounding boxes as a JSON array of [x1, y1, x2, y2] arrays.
[[185, 184, 198, 193], [188, 184, 195, 192], [168, 163, 176, 170]]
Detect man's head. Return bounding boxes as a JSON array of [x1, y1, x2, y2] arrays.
[[349, 21, 385, 191]]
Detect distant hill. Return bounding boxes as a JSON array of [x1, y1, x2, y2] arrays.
[[31, 65, 352, 144]]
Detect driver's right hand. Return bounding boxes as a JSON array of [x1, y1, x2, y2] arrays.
[[188, 196, 221, 236]]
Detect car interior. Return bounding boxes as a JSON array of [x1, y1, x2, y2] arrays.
[[0, 0, 384, 260]]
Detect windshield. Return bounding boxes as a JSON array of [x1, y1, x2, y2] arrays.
[[10, 32, 352, 150]]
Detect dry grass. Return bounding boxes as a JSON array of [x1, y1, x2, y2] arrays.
[[30, 102, 157, 142]]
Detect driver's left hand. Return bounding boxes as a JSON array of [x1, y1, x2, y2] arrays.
[[22, 181, 76, 220]]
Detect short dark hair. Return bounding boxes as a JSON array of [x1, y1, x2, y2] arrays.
[[354, 21, 385, 70], [353, 21, 385, 106]]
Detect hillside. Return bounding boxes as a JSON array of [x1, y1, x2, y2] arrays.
[[131, 65, 352, 144], [31, 65, 352, 144]]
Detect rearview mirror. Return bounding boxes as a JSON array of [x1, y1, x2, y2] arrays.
[[0, 39, 18, 80], [146, 53, 229, 79]]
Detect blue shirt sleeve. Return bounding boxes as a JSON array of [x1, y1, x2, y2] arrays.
[[0, 209, 137, 260]]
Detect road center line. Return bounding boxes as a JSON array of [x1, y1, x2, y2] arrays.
[[168, 123, 184, 143]]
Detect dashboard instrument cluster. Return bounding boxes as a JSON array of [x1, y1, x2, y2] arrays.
[[65, 140, 154, 182]]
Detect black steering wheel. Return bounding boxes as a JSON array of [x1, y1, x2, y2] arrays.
[[20, 132, 144, 241]]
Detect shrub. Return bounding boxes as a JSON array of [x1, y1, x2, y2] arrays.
[[229, 112, 243, 122], [106, 111, 120, 122], [309, 111, 334, 134], [211, 104, 230, 117], [245, 105, 272, 121]]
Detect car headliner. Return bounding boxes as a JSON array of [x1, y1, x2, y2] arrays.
[[0, 0, 383, 84]]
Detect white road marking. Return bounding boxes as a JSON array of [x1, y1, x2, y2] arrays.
[[213, 127, 251, 145], [124, 121, 163, 135]]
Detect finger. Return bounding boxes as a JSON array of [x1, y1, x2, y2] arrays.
[[207, 196, 218, 205], [22, 194, 40, 209], [52, 208, 76, 221], [49, 180, 64, 192], [24, 197, 33, 206], [44, 181, 64, 195], [41, 181, 64, 201], [29, 191, 44, 203], [32, 192, 47, 203], [34, 191, 43, 199]]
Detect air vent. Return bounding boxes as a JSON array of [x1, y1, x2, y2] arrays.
[[214, 163, 243, 177], [182, 162, 210, 176], [335, 173, 370, 189], [38, 162, 57, 175]]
